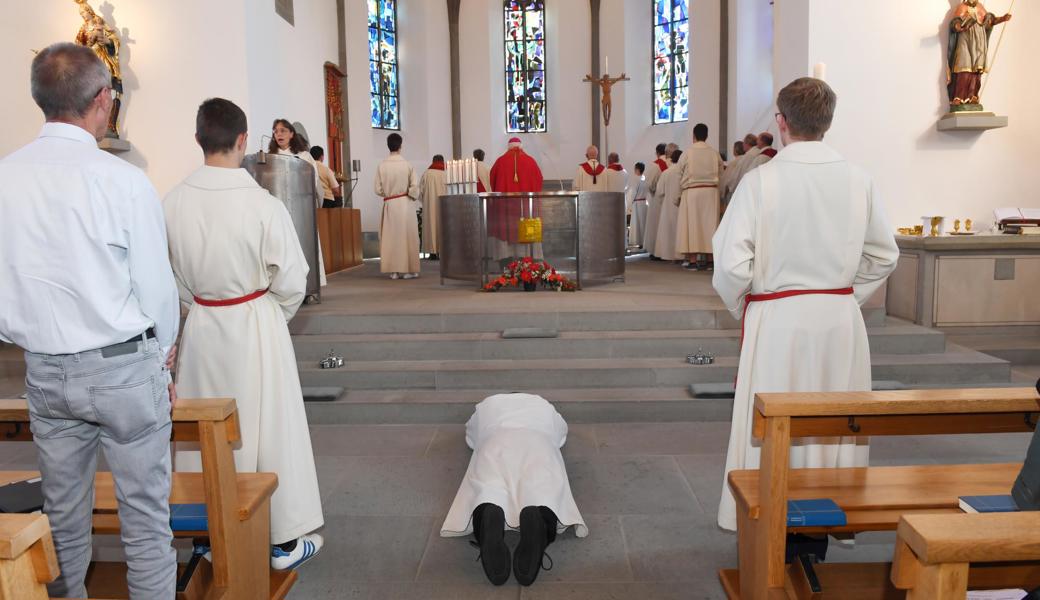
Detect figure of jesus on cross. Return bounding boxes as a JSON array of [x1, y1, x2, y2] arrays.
[[583, 71, 630, 127]]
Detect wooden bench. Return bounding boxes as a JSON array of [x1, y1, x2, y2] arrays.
[[0, 398, 296, 600], [892, 512, 1040, 599], [720, 387, 1040, 600], [0, 514, 60, 600]]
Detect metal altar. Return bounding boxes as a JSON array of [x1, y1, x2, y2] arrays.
[[439, 191, 626, 287], [242, 152, 321, 302]]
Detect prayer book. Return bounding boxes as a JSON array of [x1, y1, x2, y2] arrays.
[[959, 495, 1019, 514], [170, 504, 209, 531], [786, 499, 846, 527], [0, 477, 43, 513]]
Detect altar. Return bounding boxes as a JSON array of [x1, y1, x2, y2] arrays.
[[887, 234, 1040, 327], [438, 191, 626, 288]]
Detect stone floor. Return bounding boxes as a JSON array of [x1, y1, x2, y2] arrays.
[[1, 423, 1033, 599]]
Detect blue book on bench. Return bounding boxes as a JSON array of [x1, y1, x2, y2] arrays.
[[787, 499, 847, 527], [959, 495, 1019, 514], [170, 504, 208, 531]]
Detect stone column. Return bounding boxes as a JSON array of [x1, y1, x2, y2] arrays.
[[589, 0, 602, 150], [448, 0, 462, 159], [719, 0, 729, 153], [336, 0, 353, 204]]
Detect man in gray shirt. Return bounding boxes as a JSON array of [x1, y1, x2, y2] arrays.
[[0, 43, 179, 599]]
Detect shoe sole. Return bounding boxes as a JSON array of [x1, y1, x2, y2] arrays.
[[514, 506, 547, 586], [273, 538, 322, 571], [479, 506, 510, 586]]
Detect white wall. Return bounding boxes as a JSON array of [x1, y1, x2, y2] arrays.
[[728, 0, 774, 144], [776, 0, 1038, 229], [0, 0, 338, 198]]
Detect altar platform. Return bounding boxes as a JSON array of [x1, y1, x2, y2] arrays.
[[291, 256, 1022, 426]]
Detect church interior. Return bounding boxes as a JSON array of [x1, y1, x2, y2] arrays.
[[1, 1, 1039, 599]]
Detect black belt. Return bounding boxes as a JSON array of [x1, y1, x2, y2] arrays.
[[100, 327, 156, 358]]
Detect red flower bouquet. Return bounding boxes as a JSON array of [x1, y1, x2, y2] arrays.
[[483, 257, 578, 292]]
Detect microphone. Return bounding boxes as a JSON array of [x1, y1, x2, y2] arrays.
[[258, 135, 273, 164]]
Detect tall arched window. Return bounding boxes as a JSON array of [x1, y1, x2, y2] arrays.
[[369, 0, 400, 129], [653, 0, 689, 124], [504, 1, 547, 133]]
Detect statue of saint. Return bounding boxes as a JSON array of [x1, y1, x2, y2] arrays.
[[74, 0, 123, 137], [947, 0, 1011, 111], [583, 73, 630, 127]]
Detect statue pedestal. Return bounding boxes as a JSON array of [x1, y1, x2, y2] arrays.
[[98, 137, 131, 153], [936, 111, 1008, 132]]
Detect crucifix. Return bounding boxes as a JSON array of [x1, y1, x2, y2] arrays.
[[583, 58, 629, 159]]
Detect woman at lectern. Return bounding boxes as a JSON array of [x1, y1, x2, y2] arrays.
[[268, 118, 327, 286]]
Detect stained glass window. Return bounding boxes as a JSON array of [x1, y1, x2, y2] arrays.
[[369, 0, 399, 129], [504, 1, 546, 133], [653, 0, 689, 124]]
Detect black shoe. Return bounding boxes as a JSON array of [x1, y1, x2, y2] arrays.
[[649, 255, 663, 261], [428, 253, 439, 261], [472, 504, 510, 586], [513, 506, 557, 586]]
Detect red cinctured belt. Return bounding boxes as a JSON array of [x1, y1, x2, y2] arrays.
[[193, 288, 269, 308], [383, 193, 409, 202]]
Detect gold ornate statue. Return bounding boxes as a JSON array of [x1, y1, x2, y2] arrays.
[[582, 72, 630, 127], [74, 0, 122, 138]]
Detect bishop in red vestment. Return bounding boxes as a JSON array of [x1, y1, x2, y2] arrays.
[[488, 138, 544, 248]]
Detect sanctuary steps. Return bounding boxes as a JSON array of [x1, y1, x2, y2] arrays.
[[292, 260, 1015, 425]]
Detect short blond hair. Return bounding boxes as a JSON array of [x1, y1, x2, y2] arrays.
[[777, 77, 836, 140]]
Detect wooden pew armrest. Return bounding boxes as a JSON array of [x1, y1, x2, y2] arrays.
[[898, 512, 1040, 565], [94, 472, 277, 522], [0, 513, 51, 560]]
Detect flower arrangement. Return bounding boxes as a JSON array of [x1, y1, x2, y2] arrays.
[[483, 257, 578, 292]]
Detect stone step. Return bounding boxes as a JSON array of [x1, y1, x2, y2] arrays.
[[292, 321, 945, 361], [945, 334, 1040, 366], [297, 346, 1009, 391], [289, 306, 888, 335], [304, 387, 723, 425]]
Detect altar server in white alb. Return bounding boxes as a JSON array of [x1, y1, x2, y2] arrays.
[[473, 148, 492, 193], [573, 145, 607, 192], [419, 154, 448, 259], [375, 132, 420, 279], [644, 143, 678, 258], [654, 148, 684, 262], [442, 393, 587, 587], [712, 78, 899, 531], [165, 98, 324, 568], [627, 162, 648, 248], [676, 123, 724, 270]]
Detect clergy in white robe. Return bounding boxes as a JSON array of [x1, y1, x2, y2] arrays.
[[653, 151, 684, 261], [712, 78, 899, 531], [419, 155, 447, 256], [643, 143, 678, 257], [166, 102, 324, 551], [473, 149, 492, 193], [441, 393, 588, 539], [375, 133, 420, 277], [605, 152, 628, 196], [676, 126, 724, 258], [574, 145, 608, 192], [628, 164, 649, 248]]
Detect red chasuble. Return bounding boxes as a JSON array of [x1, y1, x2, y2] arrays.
[[488, 148, 544, 243]]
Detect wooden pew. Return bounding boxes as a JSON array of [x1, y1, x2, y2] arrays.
[[892, 512, 1040, 599], [0, 398, 296, 600], [0, 514, 60, 600], [719, 387, 1040, 600]]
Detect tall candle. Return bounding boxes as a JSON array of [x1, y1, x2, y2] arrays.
[[813, 62, 827, 81], [605, 55, 609, 74]]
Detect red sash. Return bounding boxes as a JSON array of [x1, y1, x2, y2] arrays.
[[383, 193, 409, 202], [682, 184, 718, 191], [740, 287, 855, 348], [607, 164, 623, 172], [194, 288, 269, 308], [655, 158, 669, 172], [762, 148, 778, 158], [633, 198, 647, 202]]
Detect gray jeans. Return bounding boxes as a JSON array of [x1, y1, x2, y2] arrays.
[[24, 337, 176, 599]]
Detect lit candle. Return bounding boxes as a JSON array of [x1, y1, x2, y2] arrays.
[[605, 55, 609, 74], [813, 62, 827, 81]]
